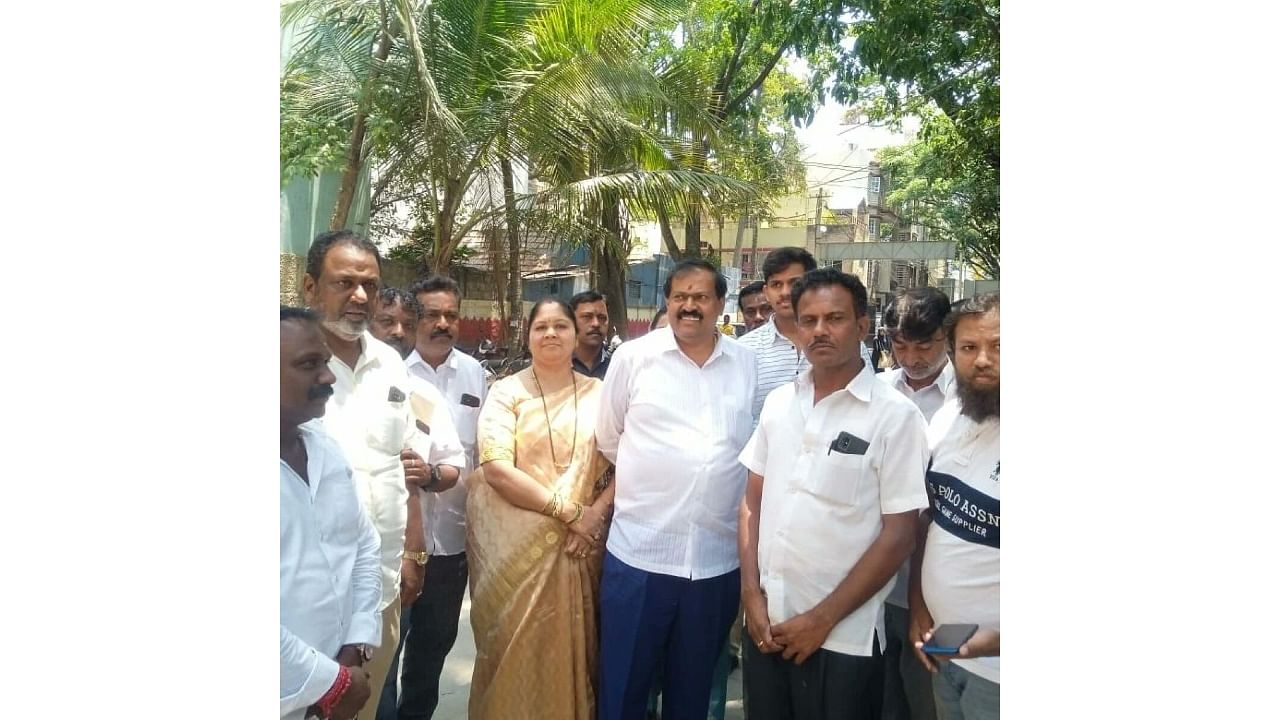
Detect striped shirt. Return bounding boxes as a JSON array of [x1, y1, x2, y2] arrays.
[[739, 319, 876, 424]]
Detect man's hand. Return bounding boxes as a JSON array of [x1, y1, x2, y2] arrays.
[[400, 557, 424, 607], [567, 502, 607, 546], [915, 626, 1000, 667], [770, 608, 835, 665], [743, 587, 781, 654], [330, 665, 372, 720], [400, 449, 430, 489], [335, 645, 364, 668], [908, 604, 938, 672], [958, 627, 999, 658], [563, 533, 592, 560]]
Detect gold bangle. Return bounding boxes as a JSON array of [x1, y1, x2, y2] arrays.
[[540, 492, 556, 516], [567, 501, 584, 525]]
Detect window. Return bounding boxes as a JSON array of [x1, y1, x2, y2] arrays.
[[869, 176, 881, 193], [627, 281, 642, 301], [868, 218, 880, 241]]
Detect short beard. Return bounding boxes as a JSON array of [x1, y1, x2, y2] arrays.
[[323, 317, 367, 342], [957, 381, 1000, 422]]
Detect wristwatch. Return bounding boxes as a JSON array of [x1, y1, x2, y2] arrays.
[[424, 463, 442, 490], [404, 550, 429, 566]]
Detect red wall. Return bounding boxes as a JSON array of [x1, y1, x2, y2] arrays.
[[458, 317, 502, 349]]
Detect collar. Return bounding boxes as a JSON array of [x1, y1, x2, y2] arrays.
[[574, 343, 610, 367], [406, 346, 459, 373], [893, 361, 955, 394], [797, 360, 878, 402], [653, 325, 727, 364], [332, 332, 382, 374]]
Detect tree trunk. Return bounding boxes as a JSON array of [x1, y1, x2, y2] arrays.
[[731, 209, 748, 268], [749, 214, 760, 280], [330, 30, 393, 230], [656, 205, 682, 259], [487, 225, 509, 345], [684, 209, 701, 258], [500, 155, 522, 355], [599, 190, 630, 340]]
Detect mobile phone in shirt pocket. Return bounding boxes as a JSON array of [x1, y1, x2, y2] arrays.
[[811, 451, 864, 506]]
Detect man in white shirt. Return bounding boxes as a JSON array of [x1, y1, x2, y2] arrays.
[[738, 268, 929, 719], [367, 286, 467, 720], [739, 248, 874, 424], [280, 307, 380, 720], [302, 231, 435, 720], [398, 274, 489, 720], [876, 286, 955, 720], [596, 259, 757, 720], [908, 293, 1000, 720]]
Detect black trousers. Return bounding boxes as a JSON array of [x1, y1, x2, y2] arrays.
[[398, 552, 469, 720], [742, 633, 883, 720]]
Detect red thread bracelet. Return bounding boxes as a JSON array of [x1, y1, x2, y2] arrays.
[[316, 665, 351, 719]]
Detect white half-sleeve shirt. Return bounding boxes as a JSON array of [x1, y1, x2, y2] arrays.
[[739, 363, 930, 656], [878, 361, 955, 608], [596, 327, 757, 579], [280, 422, 382, 719], [405, 347, 487, 556]]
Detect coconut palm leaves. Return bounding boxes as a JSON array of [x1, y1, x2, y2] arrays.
[[282, 0, 759, 271]]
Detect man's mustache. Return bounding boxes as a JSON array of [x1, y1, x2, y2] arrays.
[[431, 329, 453, 338], [678, 310, 703, 320], [308, 383, 335, 401]]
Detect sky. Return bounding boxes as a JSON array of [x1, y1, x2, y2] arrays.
[[792, 97, 920, 211]]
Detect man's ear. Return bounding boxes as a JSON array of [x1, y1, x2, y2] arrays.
[[302, 274, 318, 306]]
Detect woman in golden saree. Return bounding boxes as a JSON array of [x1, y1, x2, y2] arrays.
[[466, 298, 616, 720]]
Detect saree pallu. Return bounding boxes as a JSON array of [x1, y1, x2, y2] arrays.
[[466, 369, 610, 720]]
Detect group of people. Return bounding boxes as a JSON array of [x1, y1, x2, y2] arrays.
[[281, 231, 1000, 720]]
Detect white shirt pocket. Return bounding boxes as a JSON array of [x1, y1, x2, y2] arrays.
[[809, 451, 865, 507]]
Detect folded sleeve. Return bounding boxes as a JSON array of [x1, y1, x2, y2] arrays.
[[427, 395, 467, 469], [281, 625, 340, 717], [876, 406, 931, 515], [594, 345, 632, 463]]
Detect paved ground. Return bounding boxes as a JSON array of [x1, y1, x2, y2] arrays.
[[432, 588, 745, 719]]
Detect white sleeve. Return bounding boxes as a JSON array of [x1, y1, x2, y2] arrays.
[[876, 406, 931, 515], [594, 345, 632, 464], [344, 479, 384, 646], [280, 624, 340, 717], [427, 396, 467, 469], [738, 420, 768, 477]]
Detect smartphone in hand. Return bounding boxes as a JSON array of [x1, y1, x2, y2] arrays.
[[922, 624, 979, 655]]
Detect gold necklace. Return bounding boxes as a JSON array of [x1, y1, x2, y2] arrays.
[[531, 368, 578, 471]]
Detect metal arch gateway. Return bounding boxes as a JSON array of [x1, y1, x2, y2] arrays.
[[817, 241, 957, 262]]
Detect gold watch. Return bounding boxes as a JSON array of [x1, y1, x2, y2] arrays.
[[404, 550, 429, 566]]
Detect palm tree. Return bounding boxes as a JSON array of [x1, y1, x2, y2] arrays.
[[282, 0, 759, 346]]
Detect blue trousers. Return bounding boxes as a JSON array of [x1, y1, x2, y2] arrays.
[[598, 552, 740, 720]]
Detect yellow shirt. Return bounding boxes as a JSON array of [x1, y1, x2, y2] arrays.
[[720, 323, 736, 336]]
